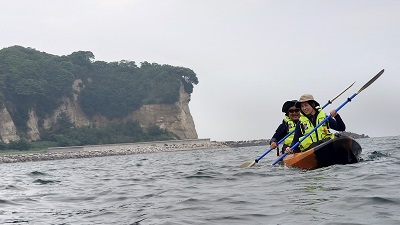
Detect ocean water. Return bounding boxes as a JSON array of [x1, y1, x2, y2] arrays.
[[0, 136, 399, 225]]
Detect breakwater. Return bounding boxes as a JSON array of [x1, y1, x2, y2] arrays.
[[0, 139, 227, 164]]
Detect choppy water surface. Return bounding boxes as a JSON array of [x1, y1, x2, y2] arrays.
[[1, 136, 400, 225]]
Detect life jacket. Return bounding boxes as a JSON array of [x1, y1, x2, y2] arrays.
[[298, 109, 334, 151], [283, 116, 297, 146]]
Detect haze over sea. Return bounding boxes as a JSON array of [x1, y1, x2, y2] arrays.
[[1, 136, 399, 225]]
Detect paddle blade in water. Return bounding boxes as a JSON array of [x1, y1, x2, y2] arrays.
[[239, 161, 256, 168]]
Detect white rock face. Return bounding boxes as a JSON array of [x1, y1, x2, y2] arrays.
[[125, 86, 198, 139], [0, 104, 19, 143], [86, 85, 198, 139], [26, 109, 40, 141]]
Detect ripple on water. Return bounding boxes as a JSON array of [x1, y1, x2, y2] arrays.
[[29, 171, 48, 176], [32, 179, 61, 185]]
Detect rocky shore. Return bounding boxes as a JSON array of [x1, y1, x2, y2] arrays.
[[0, 139, 228, 164]]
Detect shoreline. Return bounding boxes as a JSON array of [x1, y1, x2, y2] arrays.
[[0, 139, 228, 164]]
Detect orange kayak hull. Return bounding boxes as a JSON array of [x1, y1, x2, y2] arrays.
[[283, 136, 362, 169]]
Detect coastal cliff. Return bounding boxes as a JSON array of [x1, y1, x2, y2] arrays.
[[0, 81, 197, 143], [0, 46, 199, 144]]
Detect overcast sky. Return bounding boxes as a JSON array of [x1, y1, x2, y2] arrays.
[[1, 0, 399, 141]]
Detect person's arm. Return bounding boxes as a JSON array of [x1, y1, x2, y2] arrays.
[[328, 111, 346, 131], [270, 121, 287, 149]]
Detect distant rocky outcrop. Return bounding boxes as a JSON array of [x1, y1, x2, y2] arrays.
[[223, 139, 269, 148], [335, 131, 370, 139]]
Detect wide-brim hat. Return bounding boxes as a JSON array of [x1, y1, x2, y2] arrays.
[[282, 100, 298, 113], [295, 94, 320, 108]]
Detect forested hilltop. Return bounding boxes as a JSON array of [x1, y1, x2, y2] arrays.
[[0, 46, 199, 150]]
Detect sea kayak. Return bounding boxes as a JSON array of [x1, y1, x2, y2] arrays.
[[283, 136, 362, 169]]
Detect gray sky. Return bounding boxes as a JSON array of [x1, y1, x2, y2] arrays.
[[1, 0, 399, 141]]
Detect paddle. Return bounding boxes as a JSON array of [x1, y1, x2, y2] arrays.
[[271, 69, 384, 166], [239, 81, 356, 168]]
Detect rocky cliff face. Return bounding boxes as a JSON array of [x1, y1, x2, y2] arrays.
[[125, 87, 198, 139], [0, 106, 20, 143], [0, 79, 198, 143]]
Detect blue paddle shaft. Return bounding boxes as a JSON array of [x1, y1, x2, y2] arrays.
[[255, 130, 293, 161]]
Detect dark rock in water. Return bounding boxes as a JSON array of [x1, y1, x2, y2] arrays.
[[336, 131, 370, 139], [223, 139, 269, 147]]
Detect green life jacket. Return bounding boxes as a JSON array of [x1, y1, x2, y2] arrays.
[[298, 109, 334, 151], [283, 116, 296, 146]]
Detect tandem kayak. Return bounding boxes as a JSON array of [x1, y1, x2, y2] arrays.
[[282, 136, 362, 170]]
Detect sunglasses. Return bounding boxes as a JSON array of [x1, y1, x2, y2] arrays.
[[288, 109, 300, 113]]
